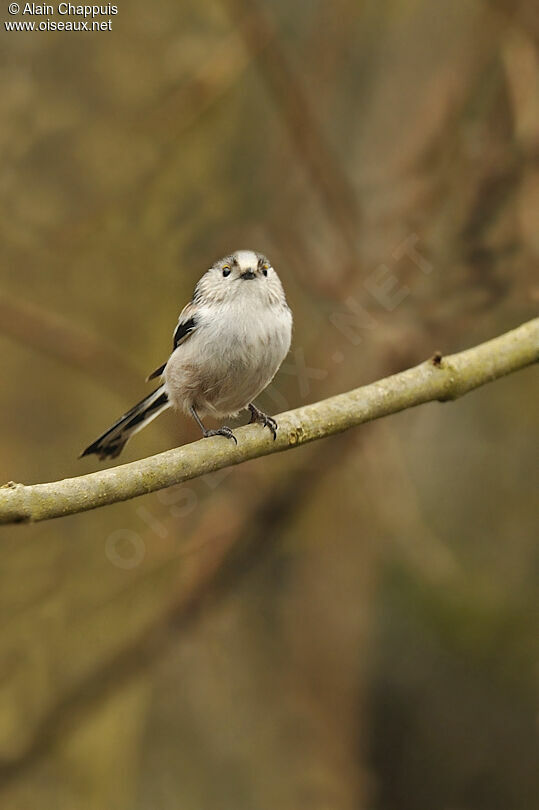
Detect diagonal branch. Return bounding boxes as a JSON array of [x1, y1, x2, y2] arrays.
[[220, 0, 361, 270], [0, 292, 142, 398], [1, 318, 537, 526]]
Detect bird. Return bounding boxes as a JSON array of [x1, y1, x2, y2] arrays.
[[80, 250, 293, 461]]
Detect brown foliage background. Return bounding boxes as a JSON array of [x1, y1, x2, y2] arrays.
[[1, 1, 538, 808]]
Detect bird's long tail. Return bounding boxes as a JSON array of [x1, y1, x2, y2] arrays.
[[80, 385, 170, 461]]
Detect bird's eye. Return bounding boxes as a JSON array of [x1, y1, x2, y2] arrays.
[[262, 264, 269, 277], [222, 266, 231, 277]]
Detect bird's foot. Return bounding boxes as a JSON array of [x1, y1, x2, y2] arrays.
[[248, 404, 277, 440], [202, 426, 237, 445]]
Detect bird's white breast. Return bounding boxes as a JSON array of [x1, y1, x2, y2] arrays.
[[164, 298, 292, 418]]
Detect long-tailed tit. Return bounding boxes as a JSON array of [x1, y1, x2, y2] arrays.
[[81, 250, 293, 460]]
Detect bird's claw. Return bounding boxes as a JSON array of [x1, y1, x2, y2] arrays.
[[248, 405, 277, 440], [203, 426, 238, 445]]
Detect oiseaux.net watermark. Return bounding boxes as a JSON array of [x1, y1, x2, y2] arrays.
[[5, 3, 118, 32]]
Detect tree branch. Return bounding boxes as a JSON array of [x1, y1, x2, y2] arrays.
[[0, 292, 142, 398], [1, 319, 537, 526]]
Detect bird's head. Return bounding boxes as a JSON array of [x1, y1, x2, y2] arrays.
[[194, 250, 286, 306]]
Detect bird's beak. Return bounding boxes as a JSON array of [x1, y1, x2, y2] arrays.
[[240, 269, 256, 280]]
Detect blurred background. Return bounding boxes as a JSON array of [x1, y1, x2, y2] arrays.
[[1, 0, 538, 807]]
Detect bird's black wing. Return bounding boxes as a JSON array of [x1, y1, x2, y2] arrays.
[[146, 307, 198, 381], [172, 315, 197, 350]]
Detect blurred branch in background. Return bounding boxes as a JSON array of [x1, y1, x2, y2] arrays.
[[0, 430, 354, 785], [221, 0, 361, 281], [139, 13, 271, 140], [51, 10, 270, 252], [0, 292, 142, 400], [1, 317, 537, 525]]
